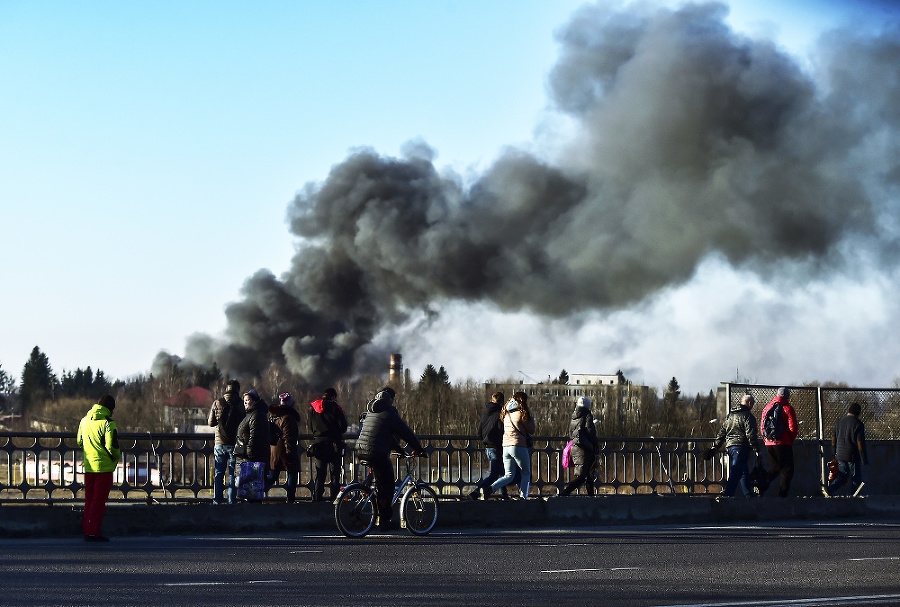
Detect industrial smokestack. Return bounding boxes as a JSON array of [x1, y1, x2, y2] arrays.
[[389, 353, 403, 386]]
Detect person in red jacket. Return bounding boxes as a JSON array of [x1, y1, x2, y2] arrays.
[[759, 387, 799, 497]]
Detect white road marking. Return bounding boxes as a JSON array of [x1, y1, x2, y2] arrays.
[[848, 556, 899, 561], [162, 580, 286, 586], [540, 567, 640, 573], [654, 594, 900, 607], [289, 550, 324, 553]]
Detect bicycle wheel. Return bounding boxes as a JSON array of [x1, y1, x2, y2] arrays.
[[334, 483, 376, 538], [400, 483, 438, 536]]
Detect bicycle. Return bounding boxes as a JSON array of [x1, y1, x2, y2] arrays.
[[334, 452, 439, 537]]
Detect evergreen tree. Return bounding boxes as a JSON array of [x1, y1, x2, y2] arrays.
[[557, 369, 569, 385], [19, 346, 56, 409]]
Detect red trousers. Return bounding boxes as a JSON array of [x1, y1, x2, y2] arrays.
[[83, 472, 113, 537]]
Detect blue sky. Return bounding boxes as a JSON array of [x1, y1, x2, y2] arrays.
[[2, 0, 899, 395]]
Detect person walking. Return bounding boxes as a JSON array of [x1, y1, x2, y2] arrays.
[[560, 397, 599, 496], [705, 394, 764, 497], [208, 379, 244, 504], [267, 392, 302, 503], [77, 394, 121, 542], [354, 387, 424, 531], [466, 391, 514, 500], [760, 387, 799, 497], [825, 402, 868, 496], [307, 388, 349, 502], [490, 391, 536, 500], [234, 389, 270, 501]]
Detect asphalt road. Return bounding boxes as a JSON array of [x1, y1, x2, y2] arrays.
[[1, 522, 899, 607]]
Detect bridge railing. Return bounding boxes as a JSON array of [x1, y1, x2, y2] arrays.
[[0, 432, 730, 503]]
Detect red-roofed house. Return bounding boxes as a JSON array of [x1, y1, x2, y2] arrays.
[[164, 386, 214, 433]]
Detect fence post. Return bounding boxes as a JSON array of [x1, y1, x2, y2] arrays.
[[816, 386, 826, 489]]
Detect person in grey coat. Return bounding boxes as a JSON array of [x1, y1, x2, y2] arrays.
[[560, 397, 599, 496], [705, 394, 764, 497]]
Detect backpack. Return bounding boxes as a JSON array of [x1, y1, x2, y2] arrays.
[[762, 404, 786, 441]]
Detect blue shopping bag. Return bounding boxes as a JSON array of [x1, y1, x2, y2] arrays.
[[237, 461, 266, 501]]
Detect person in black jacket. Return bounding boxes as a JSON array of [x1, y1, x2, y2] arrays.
[[234, 390, 271, 465], [705, 394, 764, 497], [208, 380, 244, 504], [307, 388, 349, 502], [825, 402, 868, 496], [354, 387, 424, 531], [466, 392, 514, 500], [560, 397, 600, 496]]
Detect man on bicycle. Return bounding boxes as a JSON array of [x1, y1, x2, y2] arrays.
[[355, 386, 424, 531]]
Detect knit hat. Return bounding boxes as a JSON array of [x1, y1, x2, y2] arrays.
[[98, 394, 116, 410], [777, 387, 790, 398], [505, 397, 519, 412], [576, 396, 591, 410], [279, 392, 295, 407], [243, 389, 260, 401]]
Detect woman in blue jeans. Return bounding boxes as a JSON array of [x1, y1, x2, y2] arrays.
[[490, 391, 536, 500]]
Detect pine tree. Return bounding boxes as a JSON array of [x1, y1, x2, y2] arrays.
[[19, 346, 56, 409]]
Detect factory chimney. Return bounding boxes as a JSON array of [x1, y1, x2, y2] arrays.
[[389, 353, 403, 386]]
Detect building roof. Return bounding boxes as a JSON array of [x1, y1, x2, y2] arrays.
[[165, 386, 213, 408]]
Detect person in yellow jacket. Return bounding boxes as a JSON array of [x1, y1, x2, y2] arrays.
[[77, 395, 121, 542]]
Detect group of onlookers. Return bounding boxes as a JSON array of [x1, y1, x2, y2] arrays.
[[705, 387, 868, 498], [209, 380, 349, 506]]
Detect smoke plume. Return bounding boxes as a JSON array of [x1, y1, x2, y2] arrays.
[[155, 2, 900, 386]]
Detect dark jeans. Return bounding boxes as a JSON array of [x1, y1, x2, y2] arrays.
[[827, 458, 862, 495], [265, 469, 298, 502], [766, 444, 794, 497], [213, 444, 237, 504], [561, 447, 596, 496], [473, 447, 513, 498], [313, 456, 342, 502], [367, 455, 396, 522], [723, 446, 753, 497]]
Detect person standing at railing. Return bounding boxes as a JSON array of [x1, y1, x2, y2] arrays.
[[208, 380, 244, 505], [234, 389, 270, 501], [704, 394, 764, 497], [76, 394, 121, 542], [465, 391, 514, 500], [490, 391, 536, 500], [355, 386, 424, 531], [825, 402, 868, 496], [267, 392, 302, 503], [560, 397, 599, 496], [307, 387, 349, 503], [760, 387, 799, 498]]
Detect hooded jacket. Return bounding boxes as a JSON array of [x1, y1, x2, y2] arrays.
[[712, 402, 763, 451], [208, 390, 244, 446], [77, 404, 121, 474], [477, 400, 504, 447], [760, 396, 799, 446], [568, 406, 599, 466], [308, 397, 349, 449], [354, 392, 421, 459], [268, 403, 301, 473], [234, 399, 270, 464]]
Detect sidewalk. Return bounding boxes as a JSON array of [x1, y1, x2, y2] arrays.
[[3, 494, 900, 538]]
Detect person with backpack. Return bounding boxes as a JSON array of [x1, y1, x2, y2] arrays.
[[465, 391, 515, 500], [208, 380, 245, 504], [266, 392, 302, 503], [825, 402, 868, 496], [704, 394, 764, 497], [560, 396, 600, 496], [307, 388, 349, 502], [759, 387, 799, 497]]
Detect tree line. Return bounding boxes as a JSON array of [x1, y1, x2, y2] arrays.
[[1, 347, 730, 439]]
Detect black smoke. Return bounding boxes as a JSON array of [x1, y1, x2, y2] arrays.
[[155, 2, 900, 386]]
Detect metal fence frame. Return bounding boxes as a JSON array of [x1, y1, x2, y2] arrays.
[[0, 432, 725, 503]]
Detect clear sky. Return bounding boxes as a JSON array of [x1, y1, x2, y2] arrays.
[[2, 0, 899, 395]]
